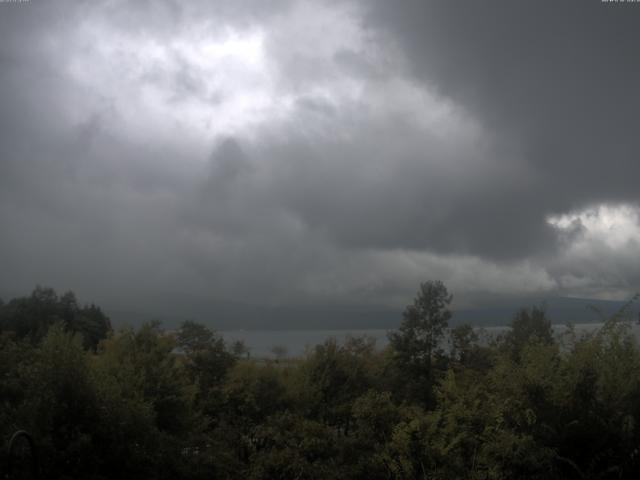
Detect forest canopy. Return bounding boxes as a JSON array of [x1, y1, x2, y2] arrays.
[[2, 283, 640, 479]]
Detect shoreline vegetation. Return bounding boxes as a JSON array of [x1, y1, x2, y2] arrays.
[[2, 283, 640, 479]]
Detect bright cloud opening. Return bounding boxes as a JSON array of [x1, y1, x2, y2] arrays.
[[548, 204, 640, 250]]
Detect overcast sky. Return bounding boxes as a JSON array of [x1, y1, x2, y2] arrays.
[[1, 0, 640, 315]]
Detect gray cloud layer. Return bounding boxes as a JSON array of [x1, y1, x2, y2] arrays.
[[368, 0, 640, 220], [1, 0, 639, 317]]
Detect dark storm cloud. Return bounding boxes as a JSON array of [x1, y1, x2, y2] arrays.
[[1, 0, 639, 314], [366, 0, 640, 223], [248, 120, 550, 258]]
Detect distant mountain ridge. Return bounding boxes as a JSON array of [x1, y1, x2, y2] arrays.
[[106, 296, 640, 331], [454, 296, 640, 328]]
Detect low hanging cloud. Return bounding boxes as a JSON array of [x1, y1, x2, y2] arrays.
[[1, 0, 639, 317]]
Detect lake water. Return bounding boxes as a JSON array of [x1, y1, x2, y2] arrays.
[[221, 329, 389, 358], [221, 323, 640, 358]]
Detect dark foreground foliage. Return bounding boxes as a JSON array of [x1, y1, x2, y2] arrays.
[[2, 283, 640, 479]]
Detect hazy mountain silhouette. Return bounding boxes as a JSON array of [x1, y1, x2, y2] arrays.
[[106, 296, 640, 331]]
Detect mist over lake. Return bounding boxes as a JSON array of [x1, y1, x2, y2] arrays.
[[222, 322, 640, 358]]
